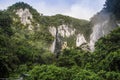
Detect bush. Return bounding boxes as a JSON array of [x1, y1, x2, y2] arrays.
[[28, 65, 70, 80], [73, 69, 101, 80]]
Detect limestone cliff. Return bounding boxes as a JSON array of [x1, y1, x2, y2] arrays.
[[89, 10, 118, 51], [7, 2, 119, 54]]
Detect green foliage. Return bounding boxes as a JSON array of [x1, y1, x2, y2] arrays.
[[56, 48, 92, 68], [7, 2, 92, 51], [33, 26, 54, 44], [40, 52, 55, 64], [0, 1, 120, 80], [0, 10, 17, 78], [0, 9, 54, 78], [0, 11, 13, 36], [93, 27, 120, 71], [105, 72, 120, 80], [27, 65, 102, 80], [73, 69, 101, 80], [97, 70, 120, 80], [95, 27, 120, 54], [48, 14, 91, 41], [28, 65, 70, 80], [7, 2, 43, 25]]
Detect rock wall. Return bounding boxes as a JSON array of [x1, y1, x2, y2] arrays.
[[16, 8, 32, 25], [89, 10, 118, 51], [49, 24, 87, 53], [76, 34, 87, 47]]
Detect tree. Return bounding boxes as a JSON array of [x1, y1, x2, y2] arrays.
[[104, 0, 120, 19], [93, 27, 120, 72], [0, 10, 18, 78], [0, 11, 13, 36], [28, 65, 70, 80]]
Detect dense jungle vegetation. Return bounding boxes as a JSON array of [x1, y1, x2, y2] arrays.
[[0, 0, 120, 80]]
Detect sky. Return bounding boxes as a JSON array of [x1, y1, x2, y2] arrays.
[[0, 0, 106, 20]]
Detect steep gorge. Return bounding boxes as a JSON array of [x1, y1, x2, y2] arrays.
[[6, 2, 119, 54], [1, 1, 120, 79]]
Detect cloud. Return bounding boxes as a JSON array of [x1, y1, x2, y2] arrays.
[[62, 0, 106, 20], [62, 4, 95, 20], [31, 0, 106, 20], [0, 0, 13, 10], [30, 0, 70, 15], [0, 0, 106, 20]]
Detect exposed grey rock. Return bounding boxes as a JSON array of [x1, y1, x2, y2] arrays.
[[58, 25, 75, 37], [89, 10, 118, 51], [76, 34, 87, 47], [49, 25, 87, 53], [16, 8, 32, 25]]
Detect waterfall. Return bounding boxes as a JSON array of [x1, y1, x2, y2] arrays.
[[50, 27, 62, 55], [50, 39, 56, 53], [49, 25, 75, 54], [54, 28, 62, 55]]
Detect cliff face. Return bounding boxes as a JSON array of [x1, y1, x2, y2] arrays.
[[89, 10, 118, 51], [7, 2, 91, 54], [49, 25, 87, 54], [7, 2, 119, 54], [16, 8, 32, 25]]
